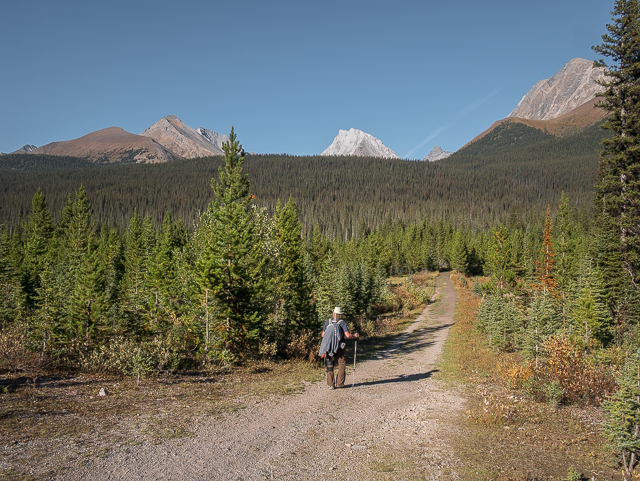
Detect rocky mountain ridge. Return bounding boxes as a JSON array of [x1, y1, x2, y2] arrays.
[[140, 116, 229, 158], [321, 128, 399, 159], [508, 58, 606, 121], [465, 59, 608, 148]]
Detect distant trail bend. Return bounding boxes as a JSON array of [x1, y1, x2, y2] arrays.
[[61, 272, 464, 480]]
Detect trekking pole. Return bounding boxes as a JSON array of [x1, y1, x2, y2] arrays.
[[352, 335, 357, 388]]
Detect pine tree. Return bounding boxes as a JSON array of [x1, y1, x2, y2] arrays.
[[593, 0, 640, 290], [95, 225, 123, 337], [315, 252, 339, 323], [422, 234, 438, 272], [309, 224, 331, 274], [33, 265, 59, 352], [195, 128, 270, 359]]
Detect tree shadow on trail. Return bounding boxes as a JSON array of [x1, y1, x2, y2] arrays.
[[361, 322, 454, 363], [351, 369, 438, 388]]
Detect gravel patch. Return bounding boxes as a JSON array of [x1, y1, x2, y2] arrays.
[[56, 273, 464, 480]]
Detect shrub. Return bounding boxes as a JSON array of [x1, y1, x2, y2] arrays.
[[541, 334, 617, 405], [80, 336, 182, 377], [499, 335, 618, 406], [284, 329, 319, 361], [0, 325, 52, 374]]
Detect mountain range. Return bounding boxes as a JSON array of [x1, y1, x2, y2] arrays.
[[11, 116, 230, 163], [4, 58, 607, 162]]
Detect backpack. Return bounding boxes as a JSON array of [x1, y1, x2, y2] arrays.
[[318, 319, 345, 358]]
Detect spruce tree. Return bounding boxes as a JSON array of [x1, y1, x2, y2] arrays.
[[592, 0, 640, 290], [486, 224, 517, 292]]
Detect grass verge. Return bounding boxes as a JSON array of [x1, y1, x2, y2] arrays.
[[438, 272, 621, 481]]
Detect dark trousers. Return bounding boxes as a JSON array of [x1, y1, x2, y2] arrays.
[[326, 347, 346, 387]]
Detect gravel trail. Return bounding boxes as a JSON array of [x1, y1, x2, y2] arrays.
[[59, 272, 464, 480]]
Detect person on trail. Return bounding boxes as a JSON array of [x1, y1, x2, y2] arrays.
[[318, 307, 359, 389]]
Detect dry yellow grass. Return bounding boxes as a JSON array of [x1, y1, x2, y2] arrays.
[[438, 272, 621, 480]]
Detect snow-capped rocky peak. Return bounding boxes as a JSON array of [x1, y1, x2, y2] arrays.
[[423, 146, 453, 162], [12, 144, 38, 153], [321, 128, 399, 159]]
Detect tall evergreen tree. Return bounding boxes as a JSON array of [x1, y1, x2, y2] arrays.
[[567, 257, 613, 347], [195, 128, 270, 359], [95, 225, 123, 337], [56, 186, 101, 345], [120, 211, 151, 335], [523, 290, 561, 364], [593, 0, 640, 290], [272, 197, 313, 343], [0, 226, 23, 328], [22, 189, 55, 305], [449, 230, 469, 274], [604, 349, 640, 480], [554, 192, 576, 322]]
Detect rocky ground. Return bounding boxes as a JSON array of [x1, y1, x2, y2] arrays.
[[54, 272, 463, 480]]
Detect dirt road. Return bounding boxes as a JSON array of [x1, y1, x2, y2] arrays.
[[60, 272, 463, 480]]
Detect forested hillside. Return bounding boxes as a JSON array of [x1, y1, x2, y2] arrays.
[[0, 121, 606, 240]]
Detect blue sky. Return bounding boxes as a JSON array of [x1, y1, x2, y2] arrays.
[[0, 1, 612, 159]]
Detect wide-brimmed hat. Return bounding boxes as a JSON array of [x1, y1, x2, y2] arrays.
[[333, 307, 343, 315]]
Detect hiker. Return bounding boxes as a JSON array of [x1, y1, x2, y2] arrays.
[[318, 307, 359, 389]]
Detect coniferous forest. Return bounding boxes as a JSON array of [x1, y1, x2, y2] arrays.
[[0, 120, 606, 239], [0, 0, 639, 474]]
